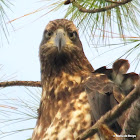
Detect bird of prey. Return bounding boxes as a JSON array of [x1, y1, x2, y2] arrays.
[[32, 19, 139, 140]]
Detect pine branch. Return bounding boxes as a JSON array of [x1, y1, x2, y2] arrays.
[[0, 81, 41, 87], [121, 97, 140, 140], [77, 80, 140, 140], [64, 0, 132, 13]]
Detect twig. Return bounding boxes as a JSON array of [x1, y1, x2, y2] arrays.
[[64, 0, 73, 5], [77, 80, 140, 140], [64, 0, 132, 13], [0, 81, 41, 87]]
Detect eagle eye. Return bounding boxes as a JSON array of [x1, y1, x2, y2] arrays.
[[45, 30, 53, 39], [68, 31, 77, 40]]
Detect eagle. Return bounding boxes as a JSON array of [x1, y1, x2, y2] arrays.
[[32, 19, 139, 140]]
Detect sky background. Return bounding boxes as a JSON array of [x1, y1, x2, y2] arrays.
[[0, 0, 139, 140]]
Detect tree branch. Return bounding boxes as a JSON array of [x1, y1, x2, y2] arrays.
[[64, 0, 132, 13], [77, 80, 140, 140], [105, 0, 129, 4], [121, 97, 140, 140], [0, 81, 41, 87]]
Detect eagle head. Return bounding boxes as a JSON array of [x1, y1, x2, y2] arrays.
[[42, 19, 82, 51], [39, 19, 92, 78], [40, 19, 82, 57]]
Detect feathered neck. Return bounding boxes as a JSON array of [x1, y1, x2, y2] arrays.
[[39, 45, 93, 83]]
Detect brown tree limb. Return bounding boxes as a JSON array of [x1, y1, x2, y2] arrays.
[[0, 81, 41, 87], [77, 80, 140, 140], [121, 97, 140, 140], [105, 0, 128, 4], [64, 0, 132, 13], [64, 0, 73, 5]]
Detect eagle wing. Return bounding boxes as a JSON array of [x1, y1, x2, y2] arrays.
[[85, 59, 139, 135]]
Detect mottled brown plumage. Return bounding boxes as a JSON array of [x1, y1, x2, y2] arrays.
[[32, 19, 139, 140]]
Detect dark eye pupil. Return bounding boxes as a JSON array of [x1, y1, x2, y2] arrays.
[[69, 33, 74, 37], [48, 32, 52, 36], [69, 31, 77, 39]]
